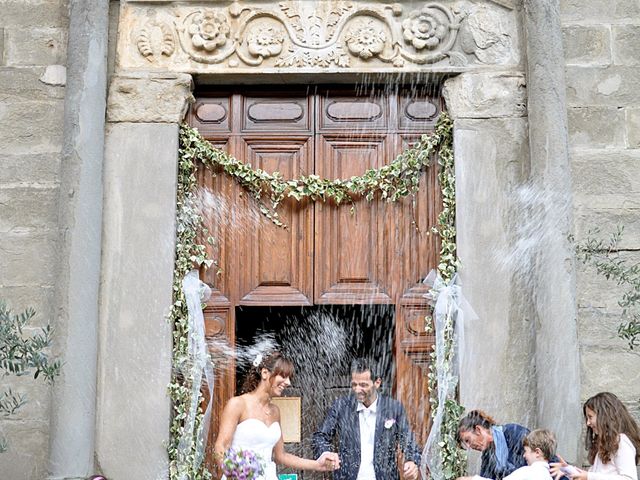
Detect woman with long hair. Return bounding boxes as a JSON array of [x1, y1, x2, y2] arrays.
[[456, 410, 530, 480], [213, 351, 340, 479], [551, 392, 640, 480]]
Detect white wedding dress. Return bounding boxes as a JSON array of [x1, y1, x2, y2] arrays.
[[223, 418, 281, 480]]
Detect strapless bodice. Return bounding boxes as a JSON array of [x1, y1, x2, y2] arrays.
[[223, 419, 280, 480]]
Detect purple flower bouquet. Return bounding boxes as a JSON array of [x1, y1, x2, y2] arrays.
[[221, 448, 265, 480]]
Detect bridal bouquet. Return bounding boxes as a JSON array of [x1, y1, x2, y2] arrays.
[[221, 448, 264, 479]]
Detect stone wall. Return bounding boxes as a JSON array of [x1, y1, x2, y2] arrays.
[[0, 0, 68, 478], [561, 0, 640, 443]]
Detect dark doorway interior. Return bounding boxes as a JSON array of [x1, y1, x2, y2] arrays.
[[235, 305, 395, 479]]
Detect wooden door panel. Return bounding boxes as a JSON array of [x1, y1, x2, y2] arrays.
[[190, 93, 233, 137], [314, 135, 394, 304], [197, 138, 241, 302], [396, 289, 435, 447], [397, 95, 440, 130], [203, 293, 234, 463], [237, 137, 314, 305], [393, 134, 441, 294], [242, 95, 312, 133], [317, 92, 389, 132]]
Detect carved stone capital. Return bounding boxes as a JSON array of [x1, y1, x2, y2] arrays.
[[107, 72, 194, 123], [443, 72, 527, 119], [116, 1, 520, 74]]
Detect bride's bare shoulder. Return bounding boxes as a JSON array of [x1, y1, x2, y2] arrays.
[[224, 395, 247, 414]]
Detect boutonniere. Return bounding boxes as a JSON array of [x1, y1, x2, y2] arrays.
[[384, 418, 396, 429]]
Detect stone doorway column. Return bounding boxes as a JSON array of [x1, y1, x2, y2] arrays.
[[96, 72, 192, 480]]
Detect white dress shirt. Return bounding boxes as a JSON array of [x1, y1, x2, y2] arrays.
[[501, 461, 553, 480], [356, 397, 378, 480]]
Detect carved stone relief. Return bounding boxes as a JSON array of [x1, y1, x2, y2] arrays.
[[118, 1, 519, 73]]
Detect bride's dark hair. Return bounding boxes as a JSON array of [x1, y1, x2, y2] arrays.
[[241, 351, 294, 394]]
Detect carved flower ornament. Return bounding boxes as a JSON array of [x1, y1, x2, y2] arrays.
[[188, 11, 231, 52], [402, 6, 448, 50], [345, 20, 387, 59], [247, 25, 285, 58]]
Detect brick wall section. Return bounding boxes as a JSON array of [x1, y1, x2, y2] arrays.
[[561, 0, 640, 436], [0, 0, 69, 478]]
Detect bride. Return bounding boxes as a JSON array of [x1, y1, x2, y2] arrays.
[[214, 351, 340, 479]]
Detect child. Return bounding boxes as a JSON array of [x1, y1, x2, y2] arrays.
[[551, 392, 640, 480], [503, 429, 556, 480]]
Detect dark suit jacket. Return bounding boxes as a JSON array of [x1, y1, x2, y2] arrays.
[[313, 394, 422, 480]]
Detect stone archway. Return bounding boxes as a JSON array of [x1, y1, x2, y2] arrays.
[[92, 1, 580, 479]]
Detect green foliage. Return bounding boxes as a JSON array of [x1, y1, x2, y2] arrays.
[[0, 301, 61, 453], [170, 112, 461, 478], [179, 113, 453, 227], [574, 227, 640, 349], [426, 114, 466, 480], [168, 135, 213, 480]]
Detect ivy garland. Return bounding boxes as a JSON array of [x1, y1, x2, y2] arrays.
[[429, 116, 467, 480], [168, 112, 465, 480]]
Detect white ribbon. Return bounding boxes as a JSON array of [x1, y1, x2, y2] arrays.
[[420, 270, 476, 480], [177, 270, 214, 477]]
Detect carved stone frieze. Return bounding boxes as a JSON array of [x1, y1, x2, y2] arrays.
[[117, 1, 520, 73]]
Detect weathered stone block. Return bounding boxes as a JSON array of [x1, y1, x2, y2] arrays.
[[107, 73, 193, 123], [1, 374, 52, 421], [39, 64, 66, 86], [0, 419, 48, 479], [0, 233, 57, 285], [0, 0, 67, 28], [566, 66, 640, 107], [0, 99, 64, 154], [98, 122, 178, 480], [4, 27, 67, 66], [0, 153, 61, 184], [567, 107, 626, 148], [0, 66, 66, 101], [577, 308, 630, 349], [0, 187, 58, 234], [626, 108, 640, 148], [562, 25, 611, 66], [561, 0, 640, 22], [613, 25, 640, 65], [576, 261, 630, 310], [571, 149, 640, 197], [580, 348, 640, 398], [454, 117, 534, 423], [574, 208, 640, 249], [443, 72, 527, 119], [0, 285, 55, 326], [0, 28, 4, 66], [108, 1, 120, 77]]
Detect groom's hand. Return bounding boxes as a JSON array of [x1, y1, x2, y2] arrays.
[[317, 451, 340, 470], [404, 461, 419, 480]]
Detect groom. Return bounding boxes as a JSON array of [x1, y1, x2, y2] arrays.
[[313, 359, 421, 480]]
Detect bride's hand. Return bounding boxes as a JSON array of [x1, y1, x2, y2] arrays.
[[316, 451, 340, 471]]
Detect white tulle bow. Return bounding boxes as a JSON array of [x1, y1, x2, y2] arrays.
[[420, 270, 476, 480], [177, 270, 214, 477]]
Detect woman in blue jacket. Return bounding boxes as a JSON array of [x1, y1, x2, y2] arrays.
[[457, 410, 530, 480]]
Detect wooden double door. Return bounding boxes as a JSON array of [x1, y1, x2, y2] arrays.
[[188, 85, 443, 460]]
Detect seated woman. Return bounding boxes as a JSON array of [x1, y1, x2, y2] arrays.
[[213, 351, 340, 480], [456, 410, 529, 480]]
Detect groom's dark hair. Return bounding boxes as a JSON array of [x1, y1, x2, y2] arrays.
[[350, 358, 380, 381]]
